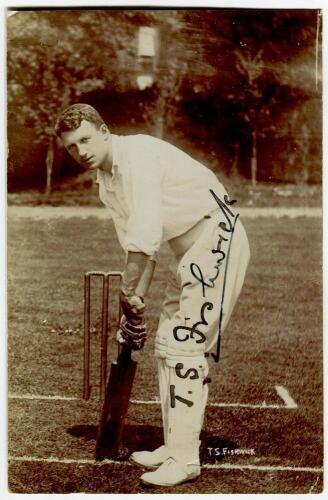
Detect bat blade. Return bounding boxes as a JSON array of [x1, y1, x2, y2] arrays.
[[95, 345, 137, 460]]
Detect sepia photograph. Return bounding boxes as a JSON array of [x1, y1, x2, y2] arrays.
[[6, 4, 323, 494]]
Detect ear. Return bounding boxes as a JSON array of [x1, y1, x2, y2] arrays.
[[100, 124, 110, 138]]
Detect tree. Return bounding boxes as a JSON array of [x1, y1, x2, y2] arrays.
[[7, 10, 140, 193], [136, 10, 217, 139], [229, 10, 319, 185], [7, 9, 321, 190], [230, 47, 279, 186], [179, 9, 320, 184]]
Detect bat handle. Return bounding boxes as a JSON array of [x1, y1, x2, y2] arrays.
[[117, 343, 132, 363]]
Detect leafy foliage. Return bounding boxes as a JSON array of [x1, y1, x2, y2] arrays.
[[7, 9, 322, 185], [7, 10, 139, 144]]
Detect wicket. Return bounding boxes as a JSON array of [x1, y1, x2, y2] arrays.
[[83, 271, 122, 405]]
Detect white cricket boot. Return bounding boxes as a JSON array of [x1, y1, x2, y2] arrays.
[[147, 355, 209, 484], [129, 444, 169, 468], [140, 457, 200, 486]]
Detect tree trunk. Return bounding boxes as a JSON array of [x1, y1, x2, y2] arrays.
[[155, 93, 165, 139], [251, 130, 257, 187], [230, 143, 240, 178], [155, 115, 164, 139], [45, 136, 55, 196]]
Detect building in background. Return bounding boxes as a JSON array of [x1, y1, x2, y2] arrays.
[[136, 27, 158, 90]]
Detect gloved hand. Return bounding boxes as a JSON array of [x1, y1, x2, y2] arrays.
[[119, 290, 145, 324], [116, 315, 148, 350]]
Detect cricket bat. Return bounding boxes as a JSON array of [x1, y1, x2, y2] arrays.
[[95, 344, 137, 460]]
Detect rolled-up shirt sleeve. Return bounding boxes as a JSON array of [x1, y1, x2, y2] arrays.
[[124, 157, 163, 256], [112, 215, 128, 255]]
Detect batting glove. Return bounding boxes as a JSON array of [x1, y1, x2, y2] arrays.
[[116, 315, 148, 350], [119, 291, 145, 324]]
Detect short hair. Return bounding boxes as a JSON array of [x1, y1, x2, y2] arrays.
[[54, 103, 105, 137]]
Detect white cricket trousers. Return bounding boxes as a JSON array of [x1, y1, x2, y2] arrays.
[[154, 209, 250, 465]]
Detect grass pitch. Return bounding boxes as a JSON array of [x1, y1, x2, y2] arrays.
[[7, 212, 323, 493]]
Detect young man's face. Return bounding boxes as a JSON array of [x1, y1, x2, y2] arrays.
[[61, 120, 110, 170]]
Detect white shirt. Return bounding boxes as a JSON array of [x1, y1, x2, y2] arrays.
[[96, 134, 228, 256]]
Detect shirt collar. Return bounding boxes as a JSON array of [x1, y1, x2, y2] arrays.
[[111, 134, 119, 176], [96, 134, 119, 185]]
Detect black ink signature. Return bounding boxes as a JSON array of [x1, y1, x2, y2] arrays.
[[189, 191, 239, 363], [169, 364, 201, 409], [170, 191, 239, 370], [210, 190, 237, 232], [175, 363, 199, 380], [173, 302, 213, 344], [189, 193, 236, 299], [190, 233, 228, 298], [170, 384, 194, 408]]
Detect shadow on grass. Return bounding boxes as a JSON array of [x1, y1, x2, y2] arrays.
[[67, 423, 237, 463], [68, 424, 98, 441], [67, 423, 163, 460]]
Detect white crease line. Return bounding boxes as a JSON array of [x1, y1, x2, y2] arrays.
[[132, 399, 286, 409], [275, 385, 298, 409], [309, 474, 320, 493], [8, 455, 323, 473], [9, 393, 79, 401], [8, 455, 121, 466], [9, 394, 289, 409], [210, 402, 283, 409], [203, 463, 323, 473]]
